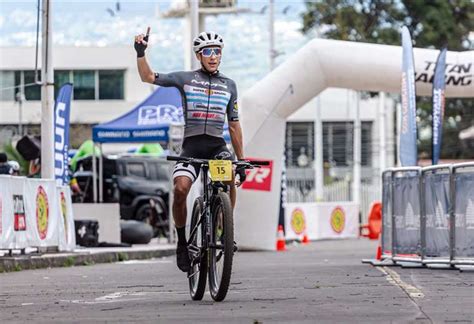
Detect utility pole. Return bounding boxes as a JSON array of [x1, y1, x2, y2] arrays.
[[185, 0, 200, 70], [15, 91, 25, 137], [314, 96, 324, 201], [352, 91, 361, 208], [269, 0, 275, 70], [41, 0, 55, 179]]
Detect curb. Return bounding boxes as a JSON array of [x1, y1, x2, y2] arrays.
[[0, 248, 175, 273]]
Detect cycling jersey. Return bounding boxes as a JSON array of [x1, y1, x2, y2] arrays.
[[154, 69, 239, 140]]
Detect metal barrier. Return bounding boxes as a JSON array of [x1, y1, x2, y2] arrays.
[[379, 162, 474, 268]]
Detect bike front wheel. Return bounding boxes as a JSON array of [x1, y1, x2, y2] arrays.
[[208, 191, 234, 302], [188, 197, 207, 301]]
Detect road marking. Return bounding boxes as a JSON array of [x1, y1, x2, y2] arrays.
[[117, 260, 172, 265], [377, 267, 424, 299], [21, 303, 34, 306]]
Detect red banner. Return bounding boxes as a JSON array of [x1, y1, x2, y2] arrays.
[[242, 158, 273, 191]]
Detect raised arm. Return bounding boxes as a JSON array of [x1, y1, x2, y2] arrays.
[[135, 27, 155, 84]]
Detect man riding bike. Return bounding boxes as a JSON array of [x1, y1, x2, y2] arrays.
[[134, 29, 246, 272]]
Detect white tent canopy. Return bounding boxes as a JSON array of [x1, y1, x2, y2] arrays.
[[236, 39, 474, 250]]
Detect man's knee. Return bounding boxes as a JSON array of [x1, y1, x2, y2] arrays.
[[174, 177, 192, 203]]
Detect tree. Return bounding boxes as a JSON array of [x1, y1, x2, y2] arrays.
[[301, 0, 474, 160]]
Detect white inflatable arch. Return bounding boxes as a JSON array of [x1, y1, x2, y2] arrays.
[[236, 39, 473, 250]]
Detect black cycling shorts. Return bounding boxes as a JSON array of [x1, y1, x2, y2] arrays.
[[173, 135, 234, 182]]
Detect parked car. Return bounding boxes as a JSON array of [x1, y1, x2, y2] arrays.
[[115, 155, 170, 238], [73, 154, 171, 237]]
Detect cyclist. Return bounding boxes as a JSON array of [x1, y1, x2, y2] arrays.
[[134, 29, 246, 272]]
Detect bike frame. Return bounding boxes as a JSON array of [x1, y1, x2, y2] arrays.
[[187, 164, 226, 271]]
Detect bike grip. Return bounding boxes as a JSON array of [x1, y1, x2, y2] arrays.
[[166, 155, 183, 161], [250, 160, 270, 166]]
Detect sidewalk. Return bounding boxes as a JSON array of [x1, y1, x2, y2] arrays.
[[0, 242, 175, 272]]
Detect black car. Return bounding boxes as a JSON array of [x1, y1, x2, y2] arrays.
[[115, 155, 171, 237], [73, 154, 171, 237]]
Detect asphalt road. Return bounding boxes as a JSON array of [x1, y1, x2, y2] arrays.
[[1, 239, 473, 323]]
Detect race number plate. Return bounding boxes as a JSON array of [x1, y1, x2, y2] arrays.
[[209, 160, 232, 182]]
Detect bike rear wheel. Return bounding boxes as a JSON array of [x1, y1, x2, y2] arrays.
[[188, 197, 207, 301], [208, 191, 234, 302]]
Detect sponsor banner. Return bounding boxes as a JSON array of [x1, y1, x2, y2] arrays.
[[24, 179, 60, 247], [57, 186, 76, 251], [431, 48, 447, 165], [284, 202, 359, 240], [400, 26, 418, 166], [10, 176, 29, 249], [241, 158, 273, 192], [54, 83, 73, 186], [0, 176, 14, 249]]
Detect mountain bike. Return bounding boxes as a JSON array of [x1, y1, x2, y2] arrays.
[[167, 156, 269, 301]]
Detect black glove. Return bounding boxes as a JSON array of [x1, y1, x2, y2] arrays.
[[235, 162, 247, 184], [134, 34, 148, 58]]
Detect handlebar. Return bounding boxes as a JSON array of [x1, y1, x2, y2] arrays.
[[166, 156, 270, 167]]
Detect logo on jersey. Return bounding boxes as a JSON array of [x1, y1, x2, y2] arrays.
[[233, 100, 238, 113], [191, 79, 228, 90]]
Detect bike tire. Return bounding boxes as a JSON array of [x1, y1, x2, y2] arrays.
[[208, 191, 234, 302], [188, 197, 207, 301]]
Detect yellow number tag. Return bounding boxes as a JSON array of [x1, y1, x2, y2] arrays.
[[209, 160, 232, 182]]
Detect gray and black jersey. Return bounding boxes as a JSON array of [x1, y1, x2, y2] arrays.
[[154, 69, 239, 140]]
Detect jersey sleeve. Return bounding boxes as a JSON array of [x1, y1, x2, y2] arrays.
[[227, 81, 239, 122], [153, 72, 184, 88]]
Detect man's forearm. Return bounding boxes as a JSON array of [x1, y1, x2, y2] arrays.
[[137, 56, 155, 84], [229, 121, 244, 160]]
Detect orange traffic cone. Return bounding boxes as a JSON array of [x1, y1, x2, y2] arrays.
[[301, 229, 309, 245], [375, 245, 382, 260], [276, 225, 286, 251]]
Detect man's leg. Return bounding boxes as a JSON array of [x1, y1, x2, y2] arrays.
[[173, 176, 193, 272], [173, 176, 192, 228]]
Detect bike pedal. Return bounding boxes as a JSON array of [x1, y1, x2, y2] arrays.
[[187, 270, 199, 279], [233, 241, 238, 253]]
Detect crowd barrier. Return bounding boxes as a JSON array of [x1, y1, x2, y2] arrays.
[[380, 162, 474, 267], [0, 175, 76, 253]]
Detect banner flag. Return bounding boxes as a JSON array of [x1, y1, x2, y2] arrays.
[[432, 47, 447, 165], [54, 83, 73, 186], [400, 26, 418, 166]]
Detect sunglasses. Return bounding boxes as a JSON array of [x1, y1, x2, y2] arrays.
[[200, 47, 222, 57]]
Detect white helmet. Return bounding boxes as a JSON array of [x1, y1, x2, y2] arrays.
[[193, 31, 224, 53], [8, 160, 20, 172]]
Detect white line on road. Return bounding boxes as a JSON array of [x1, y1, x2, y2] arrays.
[[377, 266, 424, 299], [117, 260, 172, 265]]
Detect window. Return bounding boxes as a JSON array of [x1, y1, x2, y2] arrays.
[[54, 70, 71, 98], [99, 70, 124, 99], [149, 162, 170, 181], [73, 70, 95, 100], [1, 69, 125, 101], [0, 71, 15, 101], [127, 162, 146, 178], [323, 121, 373, 167], [285, 122, 314, 167], [23, 71, 41, 100]]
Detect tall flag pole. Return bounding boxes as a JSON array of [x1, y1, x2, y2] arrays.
[[431, 47, 447, 165], [54, 83, 73, 186], [399, 26, 418, 166]]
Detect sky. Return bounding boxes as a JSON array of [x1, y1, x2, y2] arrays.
[[0, 0, 311, 90]]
